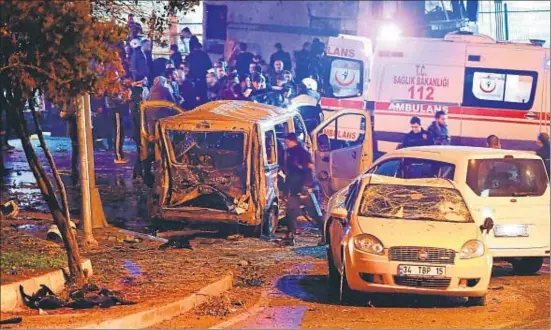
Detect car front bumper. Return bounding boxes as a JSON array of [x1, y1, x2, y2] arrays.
[[345, 248, 492, 297]]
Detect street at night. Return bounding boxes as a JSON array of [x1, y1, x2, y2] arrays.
[[1, 1, 550, 329]]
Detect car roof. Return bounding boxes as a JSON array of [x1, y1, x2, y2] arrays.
[[159, 100, 296, 125], [359, 174, 457, 189], [382, 146, 541, 162]]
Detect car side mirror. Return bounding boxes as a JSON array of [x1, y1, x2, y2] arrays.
[[480, 217, 494, 234], [331, 207, 348, 224]]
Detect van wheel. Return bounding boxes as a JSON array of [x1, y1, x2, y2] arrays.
[[466, 295, 486, 307], [260, 206, 278, 238], [512, 257, 544, 275]]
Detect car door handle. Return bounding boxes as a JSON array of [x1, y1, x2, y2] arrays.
[[322, 156, 329, 162]]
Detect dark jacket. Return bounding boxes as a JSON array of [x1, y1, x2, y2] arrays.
[[294, 49, 311, 82], [270, 50, 292, 73], [170, 52, 183, 70], [235, 51, 254, 76], [179, 79, 197, 110], [130, 47, 150, 81], [186, 49, 213, 80], [427, 121, 451, 145], [399, 128, 434, 149], [152, 58, 169, 82], [285, 144, 315, 195]]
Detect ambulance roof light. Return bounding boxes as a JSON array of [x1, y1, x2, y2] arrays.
[[377, 23, 401, 42]]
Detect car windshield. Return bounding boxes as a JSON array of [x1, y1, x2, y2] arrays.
[[358, 184, 473, 223], [167, 130, 245, 169], [466, 158, 548, 197]]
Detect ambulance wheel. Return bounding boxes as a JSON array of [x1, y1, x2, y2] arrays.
[[512, 257, 543, 275], [466, 295, 486, 307]]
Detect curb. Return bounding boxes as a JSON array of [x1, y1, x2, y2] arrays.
[[0, 259, 93, 312], [78, 272, 234, 329]]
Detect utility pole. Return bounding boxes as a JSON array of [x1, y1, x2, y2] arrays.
[[83, 94, 107, 228], [77, 95, 97, 246]]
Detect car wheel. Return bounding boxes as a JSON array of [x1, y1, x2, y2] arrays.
[[466, 295, 486, 307], [340, 262, 361, 305], [512, 257, 544, 275], [327, 247, 340, 301]]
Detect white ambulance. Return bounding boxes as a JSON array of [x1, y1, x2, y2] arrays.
[[367, 31, 551, 153], [320, 34, 373, 114]]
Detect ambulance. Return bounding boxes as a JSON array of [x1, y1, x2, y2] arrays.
[[312, 35, 374, 163], [367, 31, 551, 153], [320, 34, 373, 114]]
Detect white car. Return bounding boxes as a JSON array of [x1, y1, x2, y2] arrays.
[[364, 146, 550, 274], [325, 174, 493, 305]]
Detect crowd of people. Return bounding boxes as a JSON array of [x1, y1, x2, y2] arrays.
[[83, 16, 330, 185]]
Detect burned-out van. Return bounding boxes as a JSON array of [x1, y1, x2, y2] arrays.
[[143, 100, 373, 234]]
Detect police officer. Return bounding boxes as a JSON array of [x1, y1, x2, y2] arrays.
[[282, 133, 324, 246]]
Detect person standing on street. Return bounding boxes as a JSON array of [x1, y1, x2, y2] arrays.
[[536, 132, 550, 176], [427, 110, 451, 145], [294, 42, 311, 82], [269, 43, 292, 76], [234, 42, 254, 76], [60, 101, 79, 185], [281, 133, 324, 246], [105, 90, 128, 164], [399, 117, 433, 149]]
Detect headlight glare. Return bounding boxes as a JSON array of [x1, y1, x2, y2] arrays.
[[460, 239, 484, 259], [354, 234, 384, 255]]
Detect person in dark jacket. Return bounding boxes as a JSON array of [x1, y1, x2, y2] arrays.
[[180, 27, 200, 54], [269, 43, 292, 75], [60, 101, 79, 185], [399, 117, 433, 149], [186, 40, 212, 102], [169, 44, 183, 70], [206, 71, 220, 102], [234, 42, 254, 76], [178, 63, 198, 110], [152, 57, 169, 83], [281, 133, 324, 246], [427, 110, 451, 145], [130, 39, 150, 82], [105, 91, 128, 164], [294, 42, 311, 82], [142, 39, 154, 85], [536, 132, 550, 176]]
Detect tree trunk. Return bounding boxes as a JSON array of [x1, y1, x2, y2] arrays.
[[4, 93, 86, 285], [28, 94, 72, 227]]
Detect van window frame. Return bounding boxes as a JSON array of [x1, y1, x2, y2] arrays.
[[322, 56, 364, 99], [462, 67, 538, 111], [263, 129, 278, 169]]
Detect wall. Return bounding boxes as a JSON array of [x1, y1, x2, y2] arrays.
[[203, 0, 362, 62]]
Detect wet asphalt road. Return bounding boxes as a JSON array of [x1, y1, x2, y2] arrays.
[[3, 136, 550, 329]]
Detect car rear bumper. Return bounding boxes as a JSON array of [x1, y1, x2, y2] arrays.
[[345, 249, 492, 297]]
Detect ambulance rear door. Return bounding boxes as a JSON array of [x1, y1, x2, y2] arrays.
[[310, 109, 373, 197], [462, 44, 546, 149]]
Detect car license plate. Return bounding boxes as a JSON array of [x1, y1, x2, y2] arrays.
[[398, 265, 446, 277], [494, 224, 529, 237]]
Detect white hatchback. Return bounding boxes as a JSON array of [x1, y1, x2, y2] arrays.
[[365, 146, 550, 275]]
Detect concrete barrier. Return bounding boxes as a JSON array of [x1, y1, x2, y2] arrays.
[[79, 272, 234, 329], [0, 259, 93, 312]]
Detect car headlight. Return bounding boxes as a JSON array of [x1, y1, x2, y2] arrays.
[[460, 239, 485, 259], [354, 234, 384, 255]]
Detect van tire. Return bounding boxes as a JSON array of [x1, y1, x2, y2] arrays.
[[512, 257, 544, 275]]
